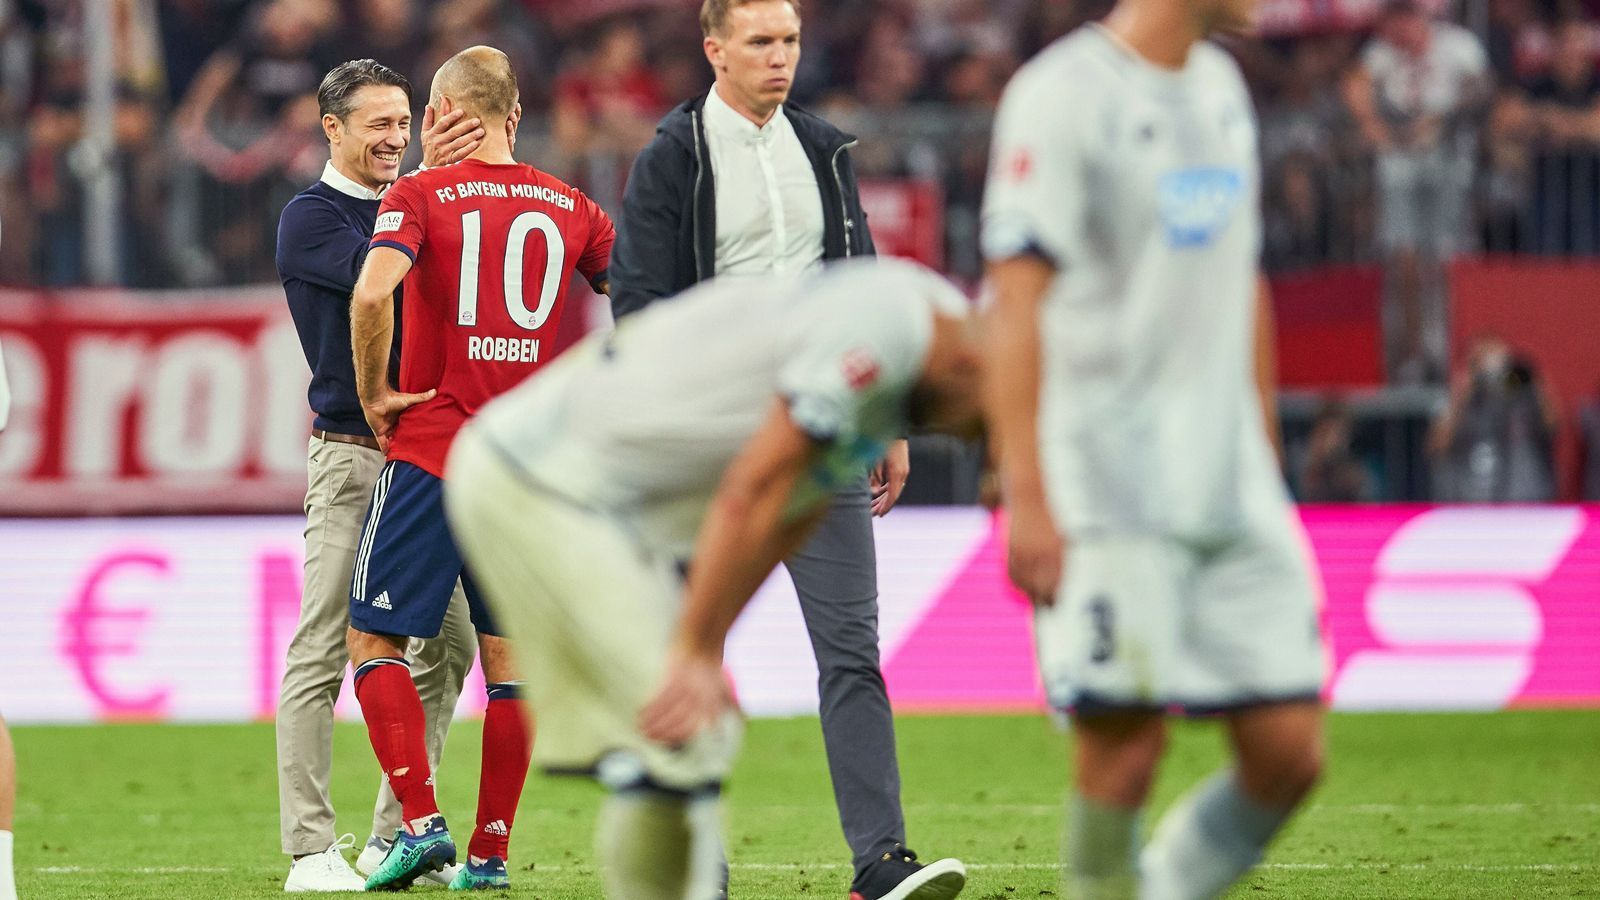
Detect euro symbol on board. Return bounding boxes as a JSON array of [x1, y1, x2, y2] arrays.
[[60, 552, 172, 717]]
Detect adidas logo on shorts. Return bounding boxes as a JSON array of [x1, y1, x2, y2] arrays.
[[484, 820, 508, 837], [371, 591, 393, 610]]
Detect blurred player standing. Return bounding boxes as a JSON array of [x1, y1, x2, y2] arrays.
[[347, 45, 615, 892], [445, 260, 981, 900], [274, 59, 483, 893], [982, 0, 1327, 896], [609, 3, 964, 896]]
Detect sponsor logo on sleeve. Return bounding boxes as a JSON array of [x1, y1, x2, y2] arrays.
[[841, 348, 881, 391], [374, 211, 405, 234], [1004, 147, 1033, 183]]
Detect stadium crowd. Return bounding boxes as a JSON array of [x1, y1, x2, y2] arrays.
[[5, 0, 1600, 502], [8, 0, 1600, 290]]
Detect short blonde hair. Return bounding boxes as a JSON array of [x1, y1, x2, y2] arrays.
[[700, 0, 802, 37]]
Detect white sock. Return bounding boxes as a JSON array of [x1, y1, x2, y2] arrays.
[[1066, 793, 1139, 900], [1139, 772, 1292, 900], [0, 830, 15, 900], [683, 794, 726, 900], [595, 792, 691, 900]]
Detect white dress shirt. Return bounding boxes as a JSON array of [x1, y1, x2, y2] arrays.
[[703, 84, 826, 278], [320, 160, 388, 200]]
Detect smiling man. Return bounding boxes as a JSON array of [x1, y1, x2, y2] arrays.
[[273, 58, 483, 893], [610, 6, 958, 896]]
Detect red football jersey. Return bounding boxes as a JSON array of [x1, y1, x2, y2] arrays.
[[370, 158, 614, 476]]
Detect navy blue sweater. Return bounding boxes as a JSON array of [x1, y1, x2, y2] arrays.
[[276, 180, 400, 437]]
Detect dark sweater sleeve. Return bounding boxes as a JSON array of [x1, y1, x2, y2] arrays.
[[609, 136, 691, 320], [276, 195, 370, 294], [838, 147, 877, 258]]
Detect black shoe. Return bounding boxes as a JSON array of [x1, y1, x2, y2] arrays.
[[849, 846, 967, 900]]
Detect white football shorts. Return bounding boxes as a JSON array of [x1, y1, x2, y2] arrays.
[[1034, 513, 1328, 715]]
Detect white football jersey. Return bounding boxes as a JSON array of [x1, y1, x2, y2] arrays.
[[470, 259, 953, 559], [982, 26, 1286, 540]]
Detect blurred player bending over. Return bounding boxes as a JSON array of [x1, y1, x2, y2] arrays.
[[445, 260, 980, 900], [346, 45, 615, 891], [982, 0, 1327, 895]]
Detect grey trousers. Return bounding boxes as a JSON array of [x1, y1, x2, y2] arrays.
[[277, 436, 477, 856], [783, 483, 906, 870]]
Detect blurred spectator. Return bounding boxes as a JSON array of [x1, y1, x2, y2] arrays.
[[1345, 0, 1491, 384], [1485, 0, 1552, 86], [551, 15, 666, 192], [18, 0, 1600, 300], [1527, 18, 1600, 255], [1260, 38, 1347, 173], [1429, 334, 1559, 502], [414, 0, 545, 115], [1298, 399, 1376, 502], [172, 0, 338, 282], [1265, 151, 1334, 270], [1260, 39, 1351, 269], [338, 0, 424, 91], [1479, 88, 1537, 252], [547, 13, 665, 208], [157, 0, 252, 105], [853, 11, 926, 109]]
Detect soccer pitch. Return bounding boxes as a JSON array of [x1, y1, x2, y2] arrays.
[[11, 711, 1597, 898]]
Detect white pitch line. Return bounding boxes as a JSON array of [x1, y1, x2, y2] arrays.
[[743, 802, 1600, 816], [1329, 803, 1600, 814], [35, 866, 231, 874], [715, 862, 1595, 873], [33, 861, 1597, 876]]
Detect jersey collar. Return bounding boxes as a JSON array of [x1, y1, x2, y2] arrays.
[[320, 160, 389, 201]]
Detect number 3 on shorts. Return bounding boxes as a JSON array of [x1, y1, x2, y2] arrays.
[[1088, 595, 1114, 664]]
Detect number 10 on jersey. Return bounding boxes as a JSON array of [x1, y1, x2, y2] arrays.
[[456, 209, 566, 331]]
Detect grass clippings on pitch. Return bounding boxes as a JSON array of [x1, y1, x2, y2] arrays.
[[12, 711, 1599, 898]]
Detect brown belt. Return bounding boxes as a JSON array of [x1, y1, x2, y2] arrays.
[[312, 428, 381, 451]]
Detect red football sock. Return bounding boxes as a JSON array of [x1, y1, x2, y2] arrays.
[[468, 686, 534, 862], [353, 659, 439, 832]]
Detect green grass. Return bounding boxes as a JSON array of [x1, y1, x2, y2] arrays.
[[11, 711, 1599, 898]]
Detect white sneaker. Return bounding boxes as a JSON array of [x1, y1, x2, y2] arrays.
[[355, 832, 463, 887], [284, 834, 367, 892]]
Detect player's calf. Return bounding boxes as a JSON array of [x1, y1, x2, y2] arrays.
[[1139, 703, 1324, 900], [1072, 712, 1167, 808], [351, 655, 442, 833], [466, 680, 533, 868], [1227, 702, 1325, 809], [1066, 712, 1164, 900]]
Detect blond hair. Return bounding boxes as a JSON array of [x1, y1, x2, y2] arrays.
[[700, 0, 802, 37]]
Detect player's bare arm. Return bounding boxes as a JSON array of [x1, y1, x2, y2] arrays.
[[1255, 275, 1284, 467], [420, 104, 485, 168], [639, 400, 828, 745], [984, 255, 1064, 606], [870, 439, 911, 517], [351, 246, 435, 452]]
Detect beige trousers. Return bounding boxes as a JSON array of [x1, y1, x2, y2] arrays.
[[277, 436, 477, 856]]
